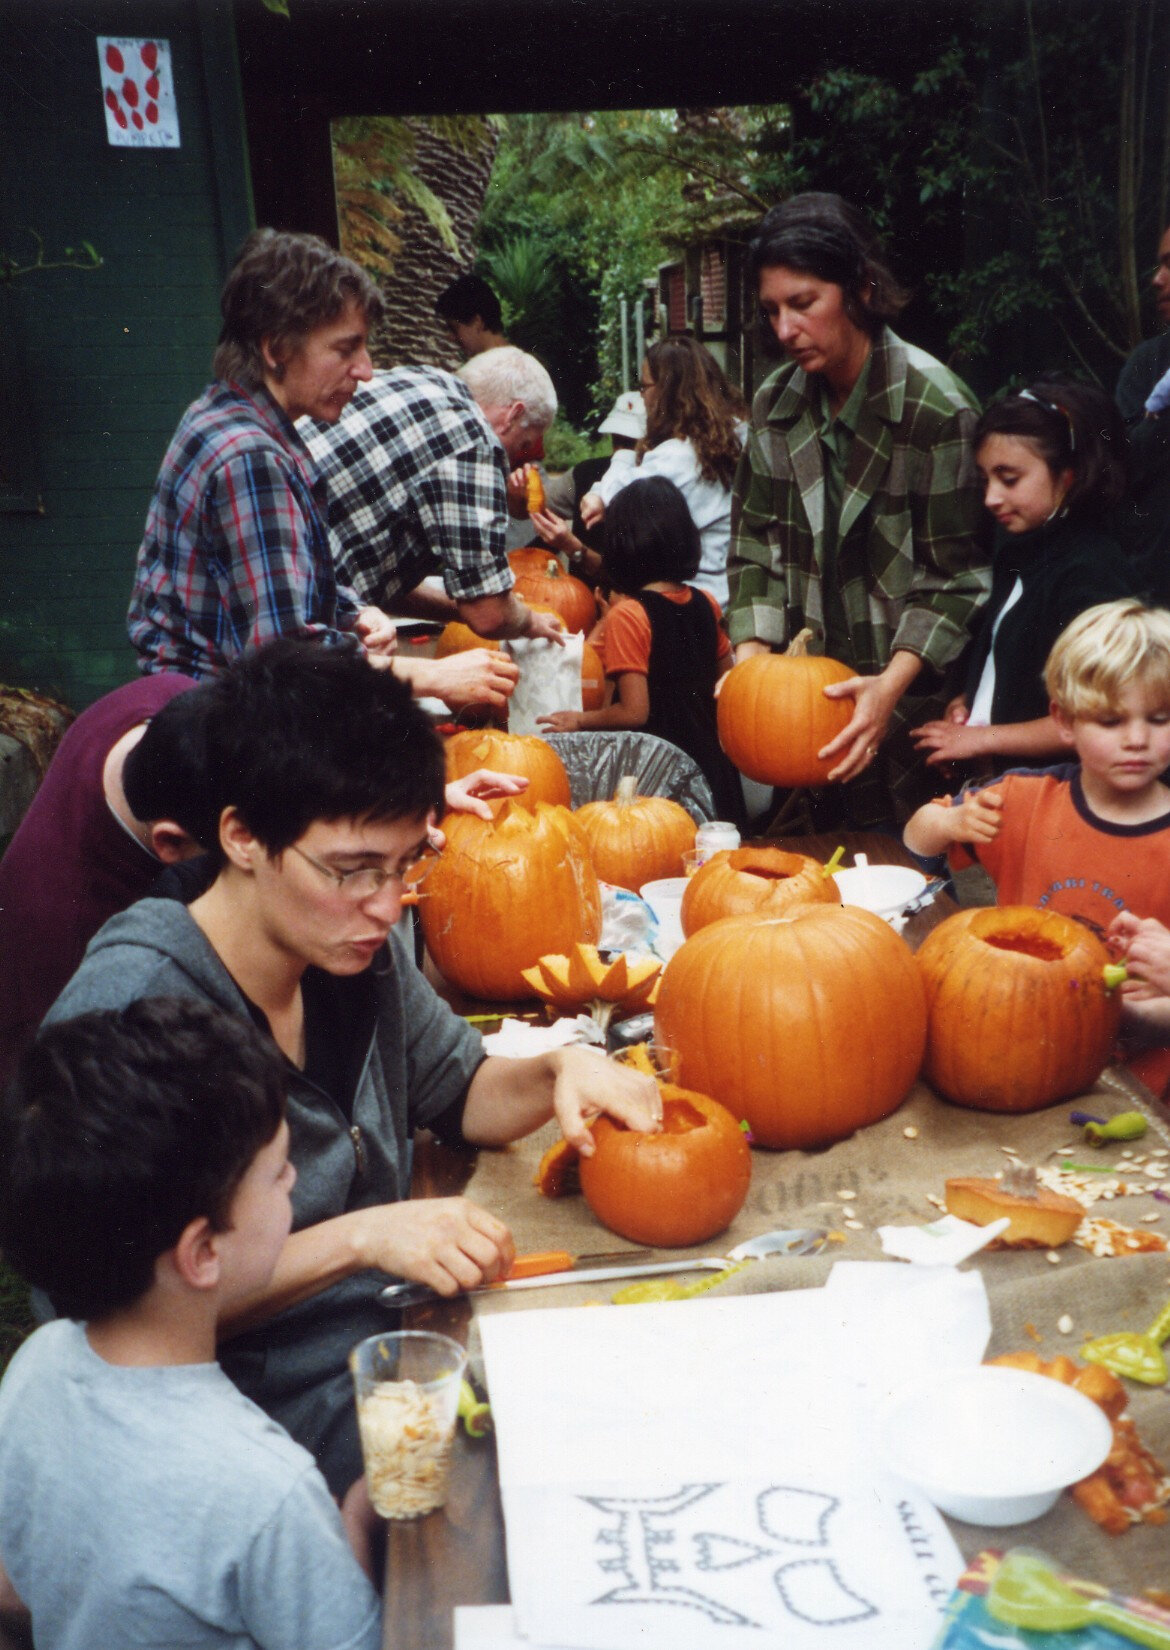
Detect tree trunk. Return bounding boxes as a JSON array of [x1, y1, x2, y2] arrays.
[[367, 119, 499, 371]]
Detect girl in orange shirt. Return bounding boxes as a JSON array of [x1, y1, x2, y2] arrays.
[[539, 476, 746, 823]]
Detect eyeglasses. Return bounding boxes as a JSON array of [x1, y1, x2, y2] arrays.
[[290, 844, 431, 901]]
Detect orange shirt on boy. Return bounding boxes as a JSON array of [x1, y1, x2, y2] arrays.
[[948, 763, 1170, 941]]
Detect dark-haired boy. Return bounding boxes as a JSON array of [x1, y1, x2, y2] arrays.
[[0, 999, 381, 1650], [46, 641, 659, 1495]]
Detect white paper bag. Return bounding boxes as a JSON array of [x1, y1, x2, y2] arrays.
[[504, 632, 584, 735]]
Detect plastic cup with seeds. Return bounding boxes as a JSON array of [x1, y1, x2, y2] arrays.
[[350, 1330, 467, 1519]]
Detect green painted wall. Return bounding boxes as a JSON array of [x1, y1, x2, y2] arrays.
[[0, 0, 253, 710]]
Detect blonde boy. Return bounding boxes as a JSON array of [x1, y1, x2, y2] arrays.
[[904, 600, 1170, 953]]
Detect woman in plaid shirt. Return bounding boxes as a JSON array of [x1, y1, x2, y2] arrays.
[[726, 193, 990, 828]]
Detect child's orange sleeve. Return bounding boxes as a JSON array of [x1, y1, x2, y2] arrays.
[[602, 599, 652, 676]]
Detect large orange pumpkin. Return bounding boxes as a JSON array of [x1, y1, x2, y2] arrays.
[[418, 801, 601, 1000], [579, 1084, 751, 1247], [573, 776, 697, 890], [681, 845, 840, 936], [915, 905, 1122, 1113], [508, 549, 597, 634], [654, 904, 927, 1149], [716, 629, 854, 787], [444, 729, 571, 809]]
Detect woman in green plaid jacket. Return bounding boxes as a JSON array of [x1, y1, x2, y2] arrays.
[[726, 193, 991, 828]]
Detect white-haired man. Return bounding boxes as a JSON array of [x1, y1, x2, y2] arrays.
[[303, 346, 562, 647]]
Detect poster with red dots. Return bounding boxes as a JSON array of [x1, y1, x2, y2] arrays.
[[96, 37, 180, 148]]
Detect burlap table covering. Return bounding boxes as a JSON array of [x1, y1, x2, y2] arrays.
[[463, 1068, 1170, 1589]]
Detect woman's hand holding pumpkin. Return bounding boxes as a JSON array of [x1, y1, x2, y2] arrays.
[[818, 649, 923, 782], [817, 672, 898, 782], [547, 1045, 662, 1155]]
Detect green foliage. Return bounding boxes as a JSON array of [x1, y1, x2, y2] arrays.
[[477, 108, 798, 423], [541, 415, 608, 473], [792, 0, 1170, 381], [332, 115, 500, 278], [478, 233, 561, 356]]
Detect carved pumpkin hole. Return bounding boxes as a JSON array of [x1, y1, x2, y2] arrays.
[[614, 1099, 707, 1136], [728, 848, 802, 880], [661, 1099, 708, 1135], [980, 931, 1067, 962]]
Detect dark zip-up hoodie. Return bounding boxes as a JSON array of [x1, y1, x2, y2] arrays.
[[45, 898, 484, 1494]]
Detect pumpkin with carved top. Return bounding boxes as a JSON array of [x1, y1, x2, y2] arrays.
[[418, 801, 600, 999], [681, 845, 840, 936], [579, 1084, 751, 1247], [717, 629, 853, 787], [444, 728, 571, 809], [574, 776, 697, 890], [654, 904, 926, 1149], [916, 905, 1121, 1112]]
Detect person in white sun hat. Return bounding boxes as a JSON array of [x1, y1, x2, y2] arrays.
[[528, 389, 648, 580]]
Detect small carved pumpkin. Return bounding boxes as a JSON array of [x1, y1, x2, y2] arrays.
[[579, 1084, 751, 1247], [444, 728, 571, 809], [520, 943, 661, 1032], [716, 629, 854, 787], [681, 845, 840, 936], [574, 775, 697, 890], [418, 801, 601, 999], [915, 905, 1122, 1112], [654, 904, 927, 1149]]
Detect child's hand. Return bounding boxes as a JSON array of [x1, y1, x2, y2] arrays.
[[537, 710, 583, 733], [529, 506, 573, 552], [953, 787, 1003, 845], [944, 694, 970, 724], [911, 717, 992, 767], [579, 491, 605, 529], [1108, 912, 1170, 998]]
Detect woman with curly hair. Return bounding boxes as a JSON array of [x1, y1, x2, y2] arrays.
[[580, 336, 748, 605]]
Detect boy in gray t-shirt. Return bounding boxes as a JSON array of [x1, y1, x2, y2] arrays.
[[0, 999, 381, 1650]]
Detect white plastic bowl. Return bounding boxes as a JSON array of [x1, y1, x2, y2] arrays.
[[832, 864, 927, 921], [879, 1365, 1112, 1526], [639, 877, 688, 960]]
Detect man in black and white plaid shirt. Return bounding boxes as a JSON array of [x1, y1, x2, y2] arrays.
[[303, 346, 564, 651]]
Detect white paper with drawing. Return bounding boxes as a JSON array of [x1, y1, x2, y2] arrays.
[[479, 1265, 987, 1650]]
